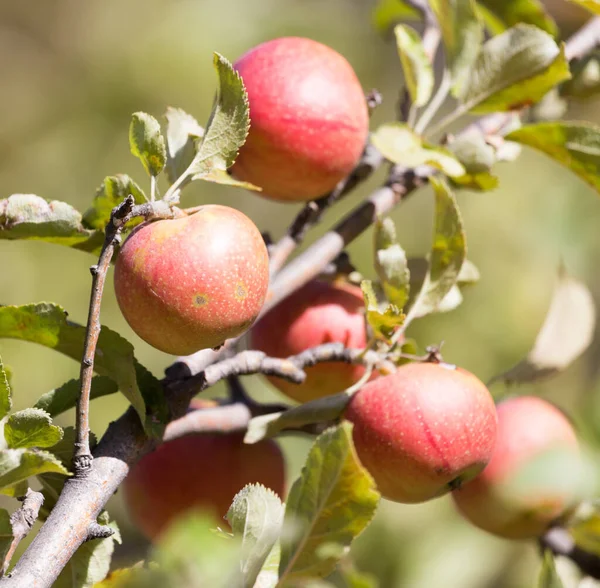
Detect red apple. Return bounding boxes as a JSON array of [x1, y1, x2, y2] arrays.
[[232, 37, 369, 202], [345, 362, 497, 503], [114, 205, 269, 355], [452, 396, 581, 539], [251, 280, 368, 402], [124, 426, 286, 541]]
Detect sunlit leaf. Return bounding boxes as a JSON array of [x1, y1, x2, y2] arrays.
[[394, 25, 434, 107], [0, 194, 104, 253], [569, 504, 600, 556], [460, 24, 570, 113], [129, 112, 167, 177], [507, 122, 600, 196], [278, 423, 380, 582], [372, 0, 419, 33], [489, 271, 595, 385], [477, 0, 557, 36], [0, 448, 69, 494], [226, 484, 284, 587], [537, 550, 565, 588], [0, 356, 12, 421], [83, 175, 147, 231], [430, 0, 483, 96], [4, 408, 63, 449], [372, 123, 465, 177], [165, 107, 205, 184], [361, 280, 405, 340], [567, 0, 600, 15], [0, 303, 166, 436], [405, 177, 466, 323]]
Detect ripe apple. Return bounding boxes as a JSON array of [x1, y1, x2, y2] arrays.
[[124, 423, 286, 541], [114, 205, 269, 355], [251, 280, 368, 402], [345, 362, 497, 503], [232, 37, 369, 201], [452, 396, 581, 539]]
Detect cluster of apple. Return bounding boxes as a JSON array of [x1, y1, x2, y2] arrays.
[[114, 38, 582, 544]]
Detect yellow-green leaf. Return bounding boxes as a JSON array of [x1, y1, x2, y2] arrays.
[[372, 0, 420, 33], [477, 0, 557, 36], [0, 356, 12, 421], [567, 0, 600, 15], [361, 280, 405, 340], [129, 112, 167, 177], [394, 25, 434, 107], [374, 217, 410, 309]]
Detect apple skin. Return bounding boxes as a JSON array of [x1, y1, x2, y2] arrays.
[[123, 425, 286, 541], [232, 37, 369, 202], [251, 280, 368, 402], [452, 396, 580, 540], [345, 362, 497, 503], [114, 205, 269, 356]]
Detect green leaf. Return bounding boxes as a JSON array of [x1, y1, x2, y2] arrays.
[[394, 25, 434, 107], [374, 217, 410, 310], [34, 376, 118, 418], [451, 171, 499, 191], [54, 518, 121, 588], [226, 483, 284, 587], [0, 303, 166, 436], [129, 112, 167, 177], [164, 107, 205, 185], [189, 53, 253, 189], [255, 541, 280, 588], [477, 0, 557, 36], [0, 448, 69, 494], [488, 271, 596, 385], [245, 393, 352, 445], [506, 121, 600, 196], [371, 123, 465, 177], [0, 194, 104, 253], [278, 423, 380, 582], [4, 408, 63, 450], [447, 132, 496, 174], [562, 52, 600, 99], [459, 24, 570, 113], [82, 175, 147, 231], [328, 563, 379, 588], [0, 356, 12, 421], [0, 509, 12, 570], [405, 177, 466, 322], [430, 0, 483, 96], [567, 0, 600, 15], [372, 0, 419, 32], [569, 505, 600, 557], [361, 280, 405, 341], [537, 550, 564, 588]]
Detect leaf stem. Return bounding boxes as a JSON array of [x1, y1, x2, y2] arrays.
[[414, 69, 452, 135]]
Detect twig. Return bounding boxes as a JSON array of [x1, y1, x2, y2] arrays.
[[540, 526, 600, 580], [74, 197, 179, 473], [405, 0, 440, 63], [564, 16, 600, 62], [1, 490, 43, 577]]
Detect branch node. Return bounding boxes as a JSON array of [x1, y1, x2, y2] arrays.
[[85, 523, 115, 543]]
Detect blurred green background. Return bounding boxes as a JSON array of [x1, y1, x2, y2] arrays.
[[1, 0, 600, 586]]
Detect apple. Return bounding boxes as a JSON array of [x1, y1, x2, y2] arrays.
[[232, 37, 369, 201], [345, 362, 497, 503], [452, 396, 581, 539], [251, 280, 368, 402], [114, 205, 269, 355], [124, 421, 286, 541]]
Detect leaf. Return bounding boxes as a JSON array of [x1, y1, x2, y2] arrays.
[[0, 303, 166, 436], [129, 112, 167, 177], [460, 24, 571, 113], [374, 217, 410, 310], [506, 122, 600, 196], [254, 541, 280, 588], [451, 171, 499, 191], [83, 175, 147, 231], [0, 194, 104, 253], [361, 280, 405, 341], [0, 356, 12, 421], [371, 123, 465, 177], [430, 0, 483, 96], [567, 0, 600, 15], [4, 408, 63, 449], [54, 518, 121, 588], [226, 484, 284, 587], [447, 132, 496, 174], [537, 550, 564, 588], [569, 506, 600, 556], [405, 177, 466, 323], [278, 423, 380, 582], [164, 107, 205, 185], [477, 0, 557, 36], [0, 448, 69, 494], [372, 0, 420, 32], [562, 53, 600, 99], [488, 271, 596, 385], [189, 53, 252, 188], [34, 376, 118, 418], [245, 393, 352, 445], [394, 25, 434, 107], [0, 509, 12, 569]]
